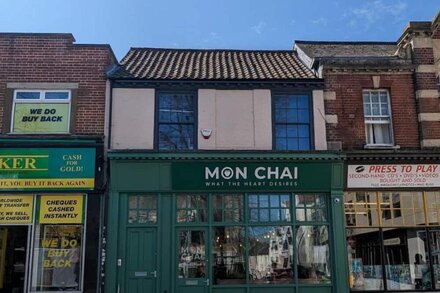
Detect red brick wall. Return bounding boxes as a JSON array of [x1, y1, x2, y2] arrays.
[[0, 34, 115, 135], [324, 72, 419, 150], [413, 48, 434, 64]]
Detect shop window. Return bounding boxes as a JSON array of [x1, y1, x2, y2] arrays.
[[380, 192, 423, 227], [176, 194, 207, 223], [213, 194, 243, 222], [178, 230, 206, 278], [344, 192, 380, 227], [212, 227, 246, 284], [363, 90, 393, 147], [248, 194, 291, 222], [128, 195, 157, 224], [428, 230, 440, 289], [30, 225, 83, 291], [347, 228, 384, 291], [12, 90, 71, 133], [344, 191, 440, 291], [425, 192, 440, 225], [295, 194, 327, 222], [157, 91, 196, 150], [273, 94, 311, 151], [296, 225, 331, 284], [248, 226, 294, 284]]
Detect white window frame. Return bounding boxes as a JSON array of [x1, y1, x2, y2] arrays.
[[11, 89, 71, 134], [363, 89, 394, 148]]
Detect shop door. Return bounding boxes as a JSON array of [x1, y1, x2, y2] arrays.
[[123, 228, 157, 293], [176, 228, 209, 293]]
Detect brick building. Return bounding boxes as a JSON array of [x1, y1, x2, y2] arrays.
[[0, 33, 115, 293], [295, 11, 440, 292]]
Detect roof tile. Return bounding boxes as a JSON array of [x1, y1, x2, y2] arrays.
[[112, 48, 317, 80]]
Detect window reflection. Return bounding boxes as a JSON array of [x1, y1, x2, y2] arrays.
[[212, 227, 245, 284], [296, 225, 330, 284], [248, 226, 293, 284], [176, 195, 207, 223], [347, 229, 384, 291], [248, 194, 291, 222], [178, 230, 206, 279]]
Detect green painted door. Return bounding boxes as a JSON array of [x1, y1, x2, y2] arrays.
[[123, 227, 157, 293], [176, 228, 209, 293]]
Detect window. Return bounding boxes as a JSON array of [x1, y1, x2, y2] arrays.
[[345, 191, 440, 291], [175, 193, 331, 286], [157, 92, 196, 150], [273, 94, 311, 150], [12, 90, 71, 133], [363, 90, 393, 146]]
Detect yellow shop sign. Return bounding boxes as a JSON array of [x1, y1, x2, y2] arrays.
[[0, 195, 34, 224], [39, 195, 84, 224]]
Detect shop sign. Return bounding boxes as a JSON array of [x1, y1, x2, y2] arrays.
[[0, 148, 95, 190], [39, 195, 84, 224], [0, 195, 33, 224], [172, 163, 332, 191], [347, 164, 440, 188], [13, 103, 70, 133]]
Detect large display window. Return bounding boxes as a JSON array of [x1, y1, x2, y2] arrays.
[[175, 193, 332, 286], [345, 191, 440, 291]]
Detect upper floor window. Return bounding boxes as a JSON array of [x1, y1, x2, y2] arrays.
[[273, 94, 311, 151], [157, 91, 196, 150], [12, 90, 71, 134], [363, 90, 393, 147]]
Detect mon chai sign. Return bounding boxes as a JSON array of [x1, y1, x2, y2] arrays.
[[172, 162, 332, 191]]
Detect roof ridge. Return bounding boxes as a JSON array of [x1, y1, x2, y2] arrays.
[[127, 47, 295, 53], [295, 40, 397, 45]]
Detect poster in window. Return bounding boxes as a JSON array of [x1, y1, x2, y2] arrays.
[[13, 103, 70, 133]]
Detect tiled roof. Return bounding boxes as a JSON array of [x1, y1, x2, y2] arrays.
[[295, 41, 400, 58], [111, 48, 317, 80]]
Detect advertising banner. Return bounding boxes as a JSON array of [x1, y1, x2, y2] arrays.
[[0, 148, 95, 190], [0, 195, 34, 224], [13, 103, 70, 133], [172, 162, 333, 191], [347, 164, 440, 188], [39, 195, 84, 224]]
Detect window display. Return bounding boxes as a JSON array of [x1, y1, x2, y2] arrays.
[[30, 225, 83, 291]]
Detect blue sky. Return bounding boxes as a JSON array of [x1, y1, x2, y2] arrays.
[[0, 0, 438, 60]]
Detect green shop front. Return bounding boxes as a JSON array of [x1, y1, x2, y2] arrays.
[[105, 153, 349, 293], [0, 143, 104, 293]]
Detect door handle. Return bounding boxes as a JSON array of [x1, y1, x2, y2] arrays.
[[150, 271, 157, 278]]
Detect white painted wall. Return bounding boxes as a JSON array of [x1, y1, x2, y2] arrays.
[[313, 90, 328, 150], [111, 88, 155, 149], [198, 89, 272, 150], [110, 88, 325, 151]]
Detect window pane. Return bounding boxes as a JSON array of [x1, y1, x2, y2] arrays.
[[158, 92, 195, 150], [31, 225, 83, 291], [178, 230, 206, 278], [297, 225, 331, 284], [16, 91, 40, 99], [212, 227, 245, 284], [159, 124, 194, 150], [45, 92, 69, 100], [248, 194, 291, 223], [249, 226, 294, 284], [366, 123, 392, 145], [383, 228, 431, 290], [212, 194, 243, 222], [176, 195, 207, 223], [347, 228, 383, 291], [274, 94, 310, 151], [429, 230, 440, 289]]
